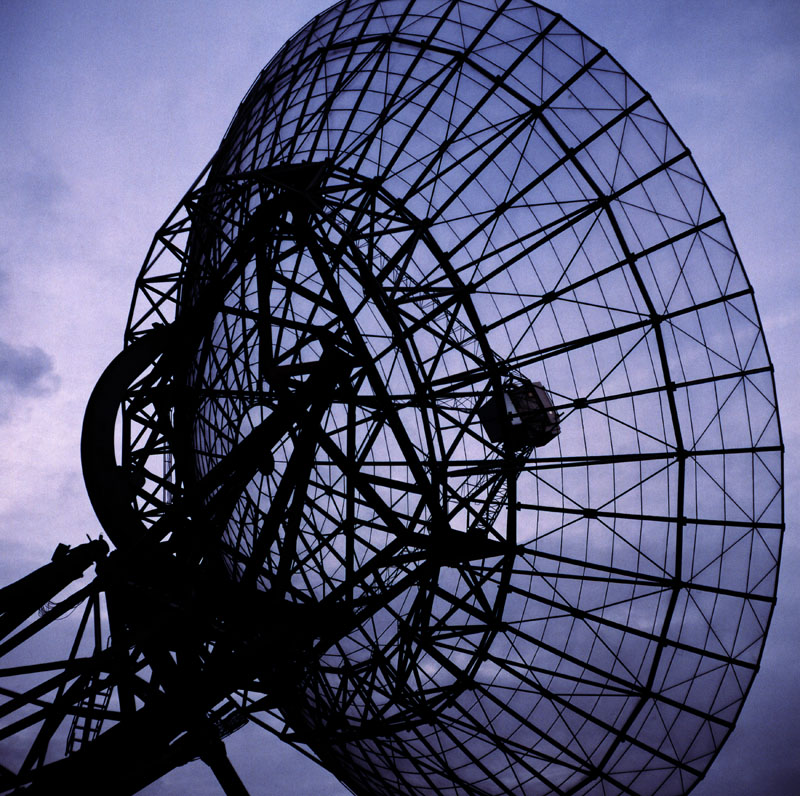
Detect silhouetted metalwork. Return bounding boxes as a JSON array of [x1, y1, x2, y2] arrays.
[[0, 2, 784, 795]]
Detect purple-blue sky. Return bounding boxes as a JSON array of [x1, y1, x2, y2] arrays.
[[1, 1, 798, 794]]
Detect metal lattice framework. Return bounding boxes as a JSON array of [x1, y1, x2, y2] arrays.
[[0, 2, 784, 796]]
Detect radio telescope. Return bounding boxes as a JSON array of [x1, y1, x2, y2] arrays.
[[0, 2, 783, 795]]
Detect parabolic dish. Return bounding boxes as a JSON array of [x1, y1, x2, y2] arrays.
[[122, 2, 784, 794]]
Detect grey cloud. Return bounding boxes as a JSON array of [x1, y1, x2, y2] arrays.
[[0, 338, 59, 397], [0, 260, 7, 308], [0, 161, 68, 217]]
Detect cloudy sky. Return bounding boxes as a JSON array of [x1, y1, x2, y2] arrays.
[[1, 1, 798, 794]]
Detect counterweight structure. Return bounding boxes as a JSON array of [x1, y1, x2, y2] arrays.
[[0, 2, 784, 795]]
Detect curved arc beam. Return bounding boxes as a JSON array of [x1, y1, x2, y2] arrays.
[[82, 326, 173, 548]]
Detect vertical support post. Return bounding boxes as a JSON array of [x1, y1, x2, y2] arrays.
[[201, 739, 251, 796]]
